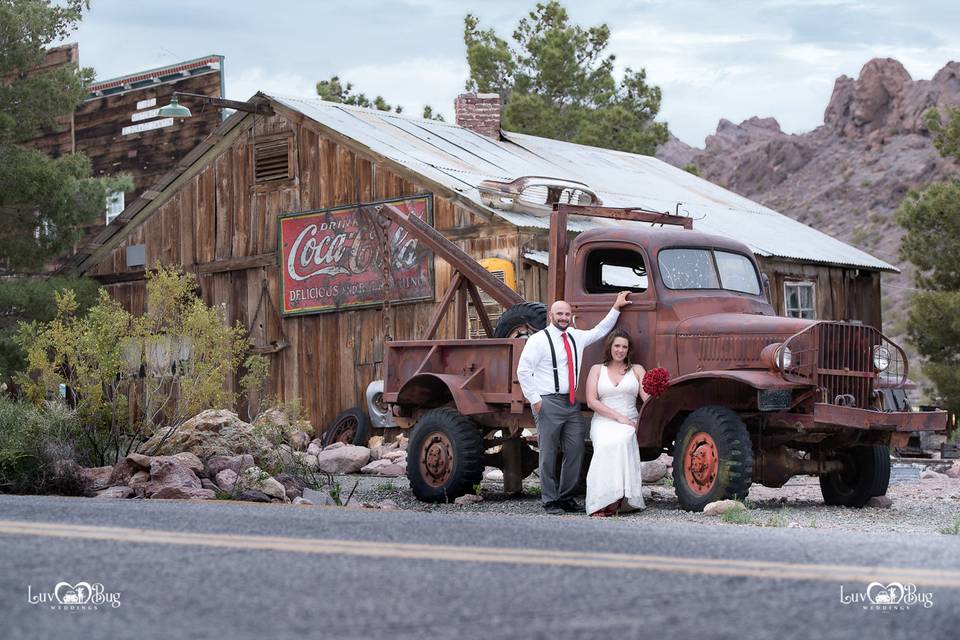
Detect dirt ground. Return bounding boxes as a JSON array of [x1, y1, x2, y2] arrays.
[[340, 462, 960, 536]]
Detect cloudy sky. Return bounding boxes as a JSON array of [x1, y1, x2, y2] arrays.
[[69, 0, 960, 146]]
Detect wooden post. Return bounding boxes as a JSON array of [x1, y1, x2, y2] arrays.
[[455, 279, 467, 339], [548, 204, 567, 305], [502, 436, 523, 495]]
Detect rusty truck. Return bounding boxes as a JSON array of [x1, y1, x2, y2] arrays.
[[375, 202, 950, 511]]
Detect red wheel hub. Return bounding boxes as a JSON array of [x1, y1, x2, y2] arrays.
[[420, 432, 454, 487], [683, 431, 719, 495]]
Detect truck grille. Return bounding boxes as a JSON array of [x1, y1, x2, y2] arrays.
[[780, 322, 907, 408]]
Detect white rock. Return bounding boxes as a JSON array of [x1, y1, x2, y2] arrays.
[[361, 459, 394, 474], [454, 494, 483, 505], [306, 442, 322, 456], [641, 460, 668, 483], [945, 461, 960, 480], [703, 500, 744, 516], [921, 469, 948, 480], [302, 487, 337, 506], [240, 467, 289, 501], [377, 499, 400, 511], [867, 495, 893, 508], [292, 496, 311, 505], [382, 449, 407, 462], [315, 445, 370, 474], [215, 469, 239, 491], [367, 435, 384, 449], [483, 467, 504, 482], [93, 486, 134, 499]]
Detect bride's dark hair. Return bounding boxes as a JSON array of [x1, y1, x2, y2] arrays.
[[602, 329, 634, 368]]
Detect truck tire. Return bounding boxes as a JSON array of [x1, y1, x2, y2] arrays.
[[321, 407, 371, 447], [407, 408, 485, 502], [672, 406, 753, 512], [493, 302, 548, 338], [819, 444, 890, 507]]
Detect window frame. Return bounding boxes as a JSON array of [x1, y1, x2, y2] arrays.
[[582, 246, 650, 294], [783, 280, 817, 319], [657, 246, 763, 296]]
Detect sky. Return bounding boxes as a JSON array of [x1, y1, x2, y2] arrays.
[[67, 0, 960, 146]]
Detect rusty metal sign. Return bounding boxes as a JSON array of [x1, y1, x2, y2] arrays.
[[278, 195, 434, 316]]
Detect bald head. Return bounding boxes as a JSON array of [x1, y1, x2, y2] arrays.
[[550, 300, 572, 331]]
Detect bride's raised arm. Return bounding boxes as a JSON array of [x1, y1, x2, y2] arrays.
[[586, 364, 634, 425]]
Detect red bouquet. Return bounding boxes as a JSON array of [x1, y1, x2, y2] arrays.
[[642, 367, 670, 397]]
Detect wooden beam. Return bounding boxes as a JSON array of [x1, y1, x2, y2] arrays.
[[548, 205, 567, 304], [455, 280, 467, 339], [424, 272, 462, 340], [465, 280, 494, 338], [195, 252, 276, 275]]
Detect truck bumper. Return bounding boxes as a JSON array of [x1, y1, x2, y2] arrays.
[[814, 403, 949, 432]]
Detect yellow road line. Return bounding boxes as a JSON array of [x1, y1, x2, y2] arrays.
[[2, 519, 958, 588]]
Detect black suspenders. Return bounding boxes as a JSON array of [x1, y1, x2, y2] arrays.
[[541, 329, 578, 393]]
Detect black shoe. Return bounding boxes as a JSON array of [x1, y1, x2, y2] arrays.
[[558, 498, 582, 513], [543, 502, 565, 515]]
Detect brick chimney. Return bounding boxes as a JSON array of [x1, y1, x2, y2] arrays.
[[454, 92, 501, 139]]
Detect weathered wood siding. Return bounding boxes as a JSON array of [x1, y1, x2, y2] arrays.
[[90, 112, 519, 433], [758, 257, 882, 330]]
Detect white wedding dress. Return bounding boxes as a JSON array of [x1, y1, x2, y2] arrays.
[[585, 365, 646, 515]]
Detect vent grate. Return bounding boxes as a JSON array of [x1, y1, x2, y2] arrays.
[[254, 139, 290, 182]]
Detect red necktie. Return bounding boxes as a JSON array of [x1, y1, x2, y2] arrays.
[[561, 332, 575, 405]]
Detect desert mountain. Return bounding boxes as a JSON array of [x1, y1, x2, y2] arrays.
[[658, 58, 960, 381]]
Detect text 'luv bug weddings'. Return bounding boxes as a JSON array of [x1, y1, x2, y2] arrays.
[[278, 195, 435, 315]]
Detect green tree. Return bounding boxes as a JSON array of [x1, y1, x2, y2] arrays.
[[315, 74, 445, 121], [464, 1, 669, 154], [0, 0, 129, 380], [897, 106, 960, 413]]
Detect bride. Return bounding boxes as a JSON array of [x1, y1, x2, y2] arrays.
[[584, 329, 649, 517]]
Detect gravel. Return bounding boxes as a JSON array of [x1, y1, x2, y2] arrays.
[[334, 463, 960, 536]]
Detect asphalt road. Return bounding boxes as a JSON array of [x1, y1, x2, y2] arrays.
[[1, 494, 957, 640]]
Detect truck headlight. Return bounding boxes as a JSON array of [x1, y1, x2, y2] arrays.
[[777, 345, 792, 369], [873, 345, 890, 371], [773, 346, 793, 369]]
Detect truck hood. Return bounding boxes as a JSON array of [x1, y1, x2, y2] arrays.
[[676, 313, 814, 336]]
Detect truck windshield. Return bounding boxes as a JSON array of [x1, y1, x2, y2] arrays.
[[658, 248, 761, 295]]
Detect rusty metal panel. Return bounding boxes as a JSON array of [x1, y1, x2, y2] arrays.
[[278, 195, 434, 315], [814, 403, 949, 432]]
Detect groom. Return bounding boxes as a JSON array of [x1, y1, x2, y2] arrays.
[[517, 291, 630, 514]]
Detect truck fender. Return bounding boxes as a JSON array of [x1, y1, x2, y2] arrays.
[[637, 370, 798, 449], [396, 373, 493, 416]]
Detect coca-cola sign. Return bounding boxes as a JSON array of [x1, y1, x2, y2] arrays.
[[278, 195, 434, 315]]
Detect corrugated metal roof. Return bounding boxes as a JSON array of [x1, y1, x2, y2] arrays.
[[270, 94, 896, 272]]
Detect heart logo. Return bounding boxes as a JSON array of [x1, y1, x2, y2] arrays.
[[866, 581, 904, 605], [54, 582, 93, 605]]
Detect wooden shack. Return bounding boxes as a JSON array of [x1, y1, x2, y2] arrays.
[[60, 92, 895, 434]]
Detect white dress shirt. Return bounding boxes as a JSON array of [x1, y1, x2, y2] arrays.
[[516, 308, 621, 405]]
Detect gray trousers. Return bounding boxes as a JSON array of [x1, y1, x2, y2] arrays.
[[534, 394, 587, 504]]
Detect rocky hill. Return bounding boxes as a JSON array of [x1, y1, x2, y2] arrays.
[[658, 58, 960, 386]]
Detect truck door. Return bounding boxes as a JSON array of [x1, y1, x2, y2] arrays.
[[568, 242, 657, 399]]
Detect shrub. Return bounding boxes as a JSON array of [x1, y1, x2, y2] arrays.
[[14, 265, 267, 464], [0, 397, 87, 495], [721, 503, 752, 525]]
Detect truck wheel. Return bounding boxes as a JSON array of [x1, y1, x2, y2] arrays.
[[321, 407, 370, 447], [671, 407, 753, 512], [819, 444, 890, 507], [407, 408, 484, 502], [493, 302, 547, 338]]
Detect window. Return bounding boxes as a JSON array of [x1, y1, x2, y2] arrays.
[[585, 249, 648, 293], [784, 281, 816, 319], [658, 248, 762, 295], [105, 191, 125, 225], [715, 251, 761, 295]]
